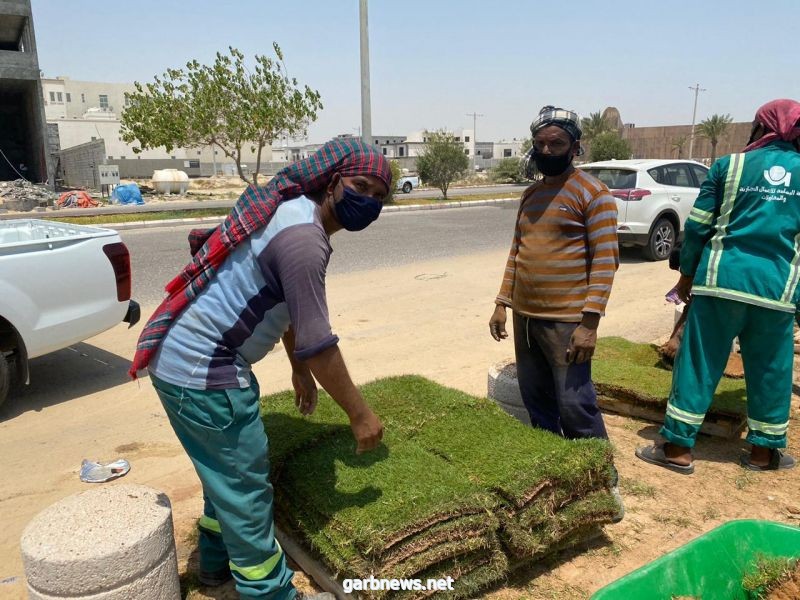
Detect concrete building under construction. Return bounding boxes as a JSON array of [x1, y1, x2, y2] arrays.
[[0, 0, 50, 184]]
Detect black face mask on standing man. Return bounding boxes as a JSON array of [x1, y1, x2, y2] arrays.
[[531, 146, 574, 177]]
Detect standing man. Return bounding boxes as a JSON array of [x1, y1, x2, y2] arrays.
[[131, 139, 390, 600], [489, 106, 619, 440], [637, 99, 800, 474]]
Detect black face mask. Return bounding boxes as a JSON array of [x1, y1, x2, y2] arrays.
[[532, 148, 574, 177]]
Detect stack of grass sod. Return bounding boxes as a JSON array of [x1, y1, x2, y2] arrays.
[[261, 376, 617, 598], [591, 337, 748, 436]]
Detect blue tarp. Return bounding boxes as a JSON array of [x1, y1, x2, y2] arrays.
[[111, 184, 144, 205]]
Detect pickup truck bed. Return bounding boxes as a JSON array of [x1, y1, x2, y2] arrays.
[[0, 219, 139, 407]]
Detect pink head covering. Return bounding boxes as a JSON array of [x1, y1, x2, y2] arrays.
[[744, 99, 800, 152]]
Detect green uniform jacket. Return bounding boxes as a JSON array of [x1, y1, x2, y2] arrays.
[[680, 141, 800, 313]]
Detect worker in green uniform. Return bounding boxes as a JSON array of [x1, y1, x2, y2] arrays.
[[637, 99, 800, 474]]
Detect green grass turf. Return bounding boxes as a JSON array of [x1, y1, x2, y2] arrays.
[[262, 376, 615, 598], [592, 337, 747, 415], [500, 491, 619, 560]]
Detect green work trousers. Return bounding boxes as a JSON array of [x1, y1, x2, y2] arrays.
[[662, 295, 793, 449], [151, 374, 296, 600]]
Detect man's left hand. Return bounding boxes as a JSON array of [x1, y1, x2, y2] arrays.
[[292, 370, 318, 416], [567, 324, 598, 364]]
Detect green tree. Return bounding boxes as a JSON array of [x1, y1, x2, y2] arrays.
[[490, 157, 524, 183], [386, 160, 402, 203], [589, 132, 632, 162], [416, 130, 469, 199], [520, 137, 532, 156], [671, 136, 688, 158], [697, 113, 733, 162], [580, 111, 613, 143], [121, 44, 322, 186]]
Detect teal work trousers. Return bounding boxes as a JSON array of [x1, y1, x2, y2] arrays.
[[662, 295, 793, 449], [151, 374, 296, 600]]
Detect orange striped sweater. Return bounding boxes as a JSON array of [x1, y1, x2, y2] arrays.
[[496, 168, 619, 322]]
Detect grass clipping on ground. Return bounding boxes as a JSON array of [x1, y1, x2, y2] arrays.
[[261, 376, 616, 599], [592, 337, 747, 416]]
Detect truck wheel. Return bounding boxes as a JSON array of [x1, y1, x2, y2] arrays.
[[0, 353, 9, 410], [642, 218, 675, 261], [402, 182, 412, 193]]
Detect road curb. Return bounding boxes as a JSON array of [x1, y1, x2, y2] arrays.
[[106, 197, 520, 231]]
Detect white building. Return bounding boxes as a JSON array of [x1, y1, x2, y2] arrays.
[[493, 139, 525, 159], [42, 76, 271, 174]]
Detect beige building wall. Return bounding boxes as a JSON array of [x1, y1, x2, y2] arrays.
[[621, 121, 753, 163]]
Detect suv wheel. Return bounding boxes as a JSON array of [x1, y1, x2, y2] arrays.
[[0, 352, 9, 410], [643, 218, 675, 261], [402, 182, 412, 193]]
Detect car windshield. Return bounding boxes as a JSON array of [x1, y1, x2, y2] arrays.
[[581, 168, 637, 190]]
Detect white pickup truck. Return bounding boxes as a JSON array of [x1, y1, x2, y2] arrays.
[[0, 219, 139, 407]]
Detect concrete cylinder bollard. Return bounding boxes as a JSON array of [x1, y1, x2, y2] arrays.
[[487, 359, 531, 426], [21, 484, 181, 600]]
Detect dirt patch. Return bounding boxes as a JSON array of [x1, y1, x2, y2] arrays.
[[767, 562, 800, 600]]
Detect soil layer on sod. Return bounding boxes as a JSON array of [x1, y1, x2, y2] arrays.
[[592, 337, 747, 416], [262, 376, 617, 598]]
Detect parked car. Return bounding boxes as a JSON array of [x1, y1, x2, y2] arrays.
[[396, 174, 420, 194], [579, 159, 709, 260], [0, 219, 139, 408]]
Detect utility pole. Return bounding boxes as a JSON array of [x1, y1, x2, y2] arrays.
[[359, 0, 372, 145], [465, 112, 483, 168], [688, 83, 706, 160]]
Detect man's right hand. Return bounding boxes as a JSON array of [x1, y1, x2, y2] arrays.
[[350, 407, 384, 454], [490, 304, 508, 341]]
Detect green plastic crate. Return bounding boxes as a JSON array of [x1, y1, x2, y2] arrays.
[[592, 520, 800, 599]]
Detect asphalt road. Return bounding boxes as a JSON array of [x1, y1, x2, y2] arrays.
[[122, 204, 521, 308]]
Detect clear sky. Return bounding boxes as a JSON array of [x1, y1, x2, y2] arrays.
[[31, 0, 800, 144]]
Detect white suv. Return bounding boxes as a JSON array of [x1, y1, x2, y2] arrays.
[[579, 159, 709, 260]]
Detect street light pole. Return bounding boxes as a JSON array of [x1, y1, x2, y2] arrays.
[[359, 0, 372, 145], [688, 83, 706, 160], [465, 111, 483, 168]]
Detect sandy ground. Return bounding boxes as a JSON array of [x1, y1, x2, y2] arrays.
[[2, 249, 799, 599]]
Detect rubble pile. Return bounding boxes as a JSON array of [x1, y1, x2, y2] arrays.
[[0, 180, 57, 212]]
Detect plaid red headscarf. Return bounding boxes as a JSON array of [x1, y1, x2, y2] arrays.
[[744, 99, 800, 152], [129, 137, 391, 379]]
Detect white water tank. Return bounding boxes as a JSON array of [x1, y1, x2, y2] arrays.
[[151, 169, 189, 194]]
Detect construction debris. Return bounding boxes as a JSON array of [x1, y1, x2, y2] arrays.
[[0, 179, 57, 212], [0, 180, 55, 211]]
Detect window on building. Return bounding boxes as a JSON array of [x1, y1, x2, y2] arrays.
[[56, 92, 63, 102], [65, 93, 71, 102], [49, 91, 55, 102], [124, 96, 130, 107], [189, 160, 200, 168], [399, 146, 405, 157], [81, 93, 85, 103], [455, 137, 461, 142], [91, 136, 97, 141], [99, 94, 109, 109], [374, 139, 379, 145], [423, 137, 427, 143], [464, 149, 469, 155], [477, 150, 481, 155], [504, 149, 512, 157], [197, 151, 202, 155], [465, 136, 470, 142], [382, 148, 387, 155]]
